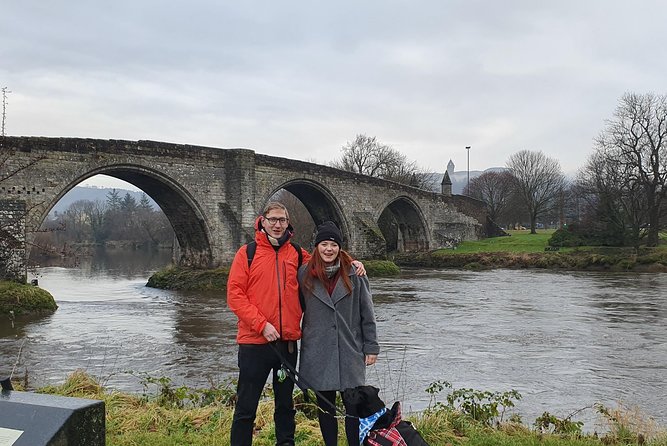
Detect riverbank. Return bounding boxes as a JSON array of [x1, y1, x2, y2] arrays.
[[147, 231, 665, 292], [0, 280, 58, 316], [146, 260, 400, 290], [26, 370, 667, 446], [394, 230, 667, 272], [394, 248, 667, 272]]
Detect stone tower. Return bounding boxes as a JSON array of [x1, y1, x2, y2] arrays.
[[441, 170, 452, 196]]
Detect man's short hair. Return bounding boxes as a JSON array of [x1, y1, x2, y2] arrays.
[[262, 201, 290, 219]]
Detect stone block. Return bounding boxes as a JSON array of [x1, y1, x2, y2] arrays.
[[0, 390, 105, 446]]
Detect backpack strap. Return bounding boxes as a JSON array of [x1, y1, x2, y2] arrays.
[[246, 240, 302, 268], [290, 242, 306, 311], [245, 241, 257, 268], [291, 242, 303, 268]]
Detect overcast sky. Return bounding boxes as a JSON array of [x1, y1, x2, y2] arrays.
[[2, 1, 665, 189]]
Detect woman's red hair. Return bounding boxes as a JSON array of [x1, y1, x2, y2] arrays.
[[302, 246, 353, 295]]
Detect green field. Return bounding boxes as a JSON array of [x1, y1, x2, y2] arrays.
[[453, 230, 557, 253], [398, 230, 667, 271]]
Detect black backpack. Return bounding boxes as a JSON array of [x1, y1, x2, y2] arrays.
[[245, 241, 306, 310]]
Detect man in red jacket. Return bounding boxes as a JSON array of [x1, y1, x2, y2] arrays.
[[227, 201, 306, 446], [227, 202, 365, 445]]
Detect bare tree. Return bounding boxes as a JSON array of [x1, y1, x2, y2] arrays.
[[331, 134, 434, 189], [331, 134, 390, 176], [507, 150, 566, 234], [594, 92, 667, 246], [135, 194, 172, 247], [577, 151, 648, 247], [463, 170, 515, 224]]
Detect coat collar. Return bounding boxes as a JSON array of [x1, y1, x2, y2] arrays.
[[310, 267, 354, 308]]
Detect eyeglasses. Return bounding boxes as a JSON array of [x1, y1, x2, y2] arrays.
[[264, 217, 289, 225]]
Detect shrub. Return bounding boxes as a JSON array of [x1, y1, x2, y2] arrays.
[[549, 228, 585, 247], [425, 380, 522, 426], [534, 411, 584, 435]]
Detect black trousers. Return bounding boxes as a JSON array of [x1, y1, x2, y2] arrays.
[[316, 390, 360, 446], [230, 342, 298, 446]]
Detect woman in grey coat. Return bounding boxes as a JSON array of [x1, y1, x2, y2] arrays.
[[298, 221, 379, 446]]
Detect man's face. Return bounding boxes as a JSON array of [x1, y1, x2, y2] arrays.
[[261, 209, 289, 238]]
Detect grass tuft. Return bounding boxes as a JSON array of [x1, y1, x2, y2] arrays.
[[0, 280, 58, 315]]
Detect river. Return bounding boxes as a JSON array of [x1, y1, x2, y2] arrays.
[[1, 249, 666, 431]]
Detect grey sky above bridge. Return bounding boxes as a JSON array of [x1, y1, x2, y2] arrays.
[[2, 1, 665, 189]]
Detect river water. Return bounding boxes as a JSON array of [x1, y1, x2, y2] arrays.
[[1, 250, 666, 430]]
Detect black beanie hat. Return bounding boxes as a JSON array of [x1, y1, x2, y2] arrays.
[[314, 221, 343, 246]]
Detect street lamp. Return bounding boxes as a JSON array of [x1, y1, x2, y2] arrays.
[[465, 146, 471, 193]]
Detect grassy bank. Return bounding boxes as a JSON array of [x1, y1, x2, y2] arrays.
[[147, 260, 400, 291], [0, 280, 58, 315], [394, 230, 667, 272], [146, 231, 666, 291], [26, 371, 667, 446]]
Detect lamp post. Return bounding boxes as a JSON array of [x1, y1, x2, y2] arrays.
[[465, 146, 471, 193]]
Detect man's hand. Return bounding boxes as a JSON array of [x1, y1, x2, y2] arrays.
[[352, 260, 366, 276], [262, 322, 280, 342], [365, 354, 377, 366]]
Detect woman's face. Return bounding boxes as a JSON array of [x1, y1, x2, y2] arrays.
[[317, 240, 340, 265]]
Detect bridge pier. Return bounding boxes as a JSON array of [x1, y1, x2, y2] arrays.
[[0, 200, 27, 283], [350, 212, 387, 258]]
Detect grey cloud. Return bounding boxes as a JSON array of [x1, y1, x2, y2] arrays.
[[2, 0, 666, 178]]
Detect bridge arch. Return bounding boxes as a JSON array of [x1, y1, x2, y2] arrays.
[[41, 164, 214, 267], [264, 179, 349, 247], [378, 196, 429, 252]]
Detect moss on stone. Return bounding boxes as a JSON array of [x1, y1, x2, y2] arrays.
[[363, 260, 401, 277], [146, 266, 230, 290], [0, 281, 58, 315]]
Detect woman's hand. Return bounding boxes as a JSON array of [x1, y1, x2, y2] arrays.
[[365, 354, 377, 366]]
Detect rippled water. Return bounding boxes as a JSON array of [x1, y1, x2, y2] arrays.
[[1, 251, 666, 430]]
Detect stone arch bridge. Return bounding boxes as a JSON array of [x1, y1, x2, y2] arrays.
[[1, 137, 491, 281]]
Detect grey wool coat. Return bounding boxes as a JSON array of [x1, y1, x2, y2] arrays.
[[298, 265, 380, 391]]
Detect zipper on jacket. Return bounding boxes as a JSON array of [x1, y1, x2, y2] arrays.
[[275, 250, 283, 338]]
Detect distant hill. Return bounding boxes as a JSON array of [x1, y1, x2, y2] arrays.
[[49, 186, 157, 215], [428, 167, 507, 194]]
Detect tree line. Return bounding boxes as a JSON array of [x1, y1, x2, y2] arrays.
[[331, 92, 666, 249], [462, 92, 666, 248], [34, 189, 173, 253]]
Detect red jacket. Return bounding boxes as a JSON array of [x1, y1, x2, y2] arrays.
[[227, 217, 311, 344]]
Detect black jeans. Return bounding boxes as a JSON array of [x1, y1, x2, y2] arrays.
[[316, 390, 360, 446], [230, 342, 298, 446]]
